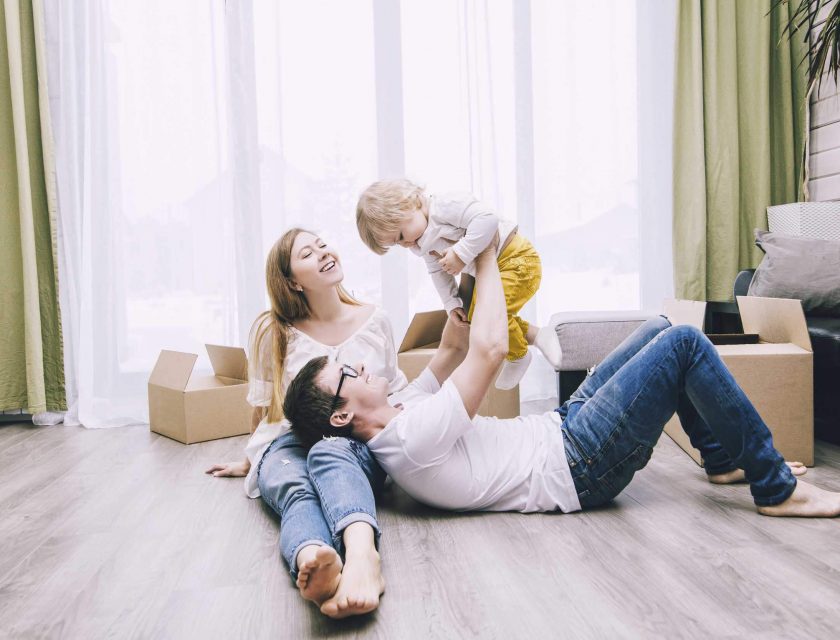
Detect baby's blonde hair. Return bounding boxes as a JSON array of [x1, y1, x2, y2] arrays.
[[356, 178, 425, 255]]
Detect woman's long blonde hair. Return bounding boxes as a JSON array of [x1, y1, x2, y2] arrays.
[[253, 228, 360, 422]]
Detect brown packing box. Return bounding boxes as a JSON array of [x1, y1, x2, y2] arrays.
[[398, 310, 520, 418], [663, 296, 814, 466], [148, 344, 252, 444]]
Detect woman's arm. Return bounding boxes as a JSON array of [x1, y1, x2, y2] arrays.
[[205, 457, 251, 477]]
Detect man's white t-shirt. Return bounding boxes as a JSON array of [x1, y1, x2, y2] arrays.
[[369, 368, 581, 514]]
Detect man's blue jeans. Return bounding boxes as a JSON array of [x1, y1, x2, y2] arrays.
[[257, 431, 385, 578], [558, 317, 797, 508]]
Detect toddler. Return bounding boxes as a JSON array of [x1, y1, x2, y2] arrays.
[[356, 178, 561, 389]]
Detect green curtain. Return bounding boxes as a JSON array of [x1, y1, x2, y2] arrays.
[[673, 0, 809, 301], [0, 0, 65, 413]]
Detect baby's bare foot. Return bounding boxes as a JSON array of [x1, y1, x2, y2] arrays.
[[757, 481, 840, 518], [320, 549, 385, 619], [296, 546, 342, 605], [708, 461, 807, 484]]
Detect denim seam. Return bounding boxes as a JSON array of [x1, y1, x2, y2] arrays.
[[564, 426, 595, 464], [595, 443, 652, 494], [702, 460, 739, 475], [334, 511, 379, 534], [690, 338, 762, 464], [307, 462, 380, 535], [751, 472, 797, 507], [256, 436, 283, 509], [307, 468, 337, 531], [565, 326, 677, 466], [683, 329, 793, 504], [331, 513, 381, 552], [588, 417, 627, 467]]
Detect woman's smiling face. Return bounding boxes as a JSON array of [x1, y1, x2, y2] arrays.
[[288, 232, 344, 292]]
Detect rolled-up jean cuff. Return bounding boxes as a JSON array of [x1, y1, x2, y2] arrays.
[[289, 539, 331, 579], [332, 512, 380, 550], [702, 461, 739, 476], [752, 477, 798, 507]]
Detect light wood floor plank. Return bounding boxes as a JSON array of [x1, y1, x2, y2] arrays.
[[1, 422, 839, 639]]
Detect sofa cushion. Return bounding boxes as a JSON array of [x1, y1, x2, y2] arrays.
[[748, 229, 840, 316], [807, 316, 840, 368], [549, 311, 654, 371]]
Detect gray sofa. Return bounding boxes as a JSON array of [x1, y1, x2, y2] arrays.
[[549, 311, 656, 403]]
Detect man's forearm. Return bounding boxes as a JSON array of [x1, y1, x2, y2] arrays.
[[428, 316, 470, 384], [468, 249, 507, 358]]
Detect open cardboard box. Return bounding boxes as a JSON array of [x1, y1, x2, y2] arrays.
[[398, 310, 520, 418], [148, 344, 252, 444], [663, 296, 814, 466]]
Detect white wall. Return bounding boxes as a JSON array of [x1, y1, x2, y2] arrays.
[[809, 1, 840, 200]]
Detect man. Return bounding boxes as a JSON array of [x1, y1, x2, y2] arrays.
[[285, 246, 840, 519]]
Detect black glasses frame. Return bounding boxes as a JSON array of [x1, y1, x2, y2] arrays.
[[331, 364, 359, 410]]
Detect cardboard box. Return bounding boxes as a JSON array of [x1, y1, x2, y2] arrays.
[[398, 310, 520, 418], [148, 344, 252, 444], [663, 296, 814, 466]]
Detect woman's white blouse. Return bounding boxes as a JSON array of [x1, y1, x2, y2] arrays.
[[243, 306, 408, 498]]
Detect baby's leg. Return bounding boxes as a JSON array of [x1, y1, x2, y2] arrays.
[[493, 243, 541, 388]]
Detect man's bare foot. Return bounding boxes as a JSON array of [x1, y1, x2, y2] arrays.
[[296, 546, 342, 605], [319, 548, 385, 619], [708, 461, 807, 484], [757, 480, 840, 517]]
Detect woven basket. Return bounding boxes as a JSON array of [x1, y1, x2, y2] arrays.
[[766, 202, 840, 241]]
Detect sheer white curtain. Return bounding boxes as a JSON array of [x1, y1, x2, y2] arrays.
[[47, 0, 675, 426], [397, 0, 676, 400], [47, 0, 244, 427], [47, 0, 382, 427]]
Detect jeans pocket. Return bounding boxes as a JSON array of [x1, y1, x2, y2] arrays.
[[563, 425, 595, 463], [594, 444, 653, 501]]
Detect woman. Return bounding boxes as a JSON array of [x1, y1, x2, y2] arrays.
[[206, 228, 408, 619]]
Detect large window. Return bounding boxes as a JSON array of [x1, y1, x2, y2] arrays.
[[531, 0, 639, 315], [252, 1, 382, 305], [50, 0, 671, 426]]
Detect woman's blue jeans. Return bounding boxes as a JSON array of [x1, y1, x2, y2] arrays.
[[558, 317, 797, 508], [257, 431, 385, 579]]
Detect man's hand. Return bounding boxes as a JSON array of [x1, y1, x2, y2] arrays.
[[435, 248, 466, 275], [449, 307, 469, 327], [205, 458, 251, 477]]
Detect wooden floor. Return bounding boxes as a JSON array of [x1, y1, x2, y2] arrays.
[[2, 417, 840, 640]]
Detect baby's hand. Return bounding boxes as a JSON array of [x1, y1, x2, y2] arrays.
[[450, 307, 470, 327], [437, 248, 466, 275]]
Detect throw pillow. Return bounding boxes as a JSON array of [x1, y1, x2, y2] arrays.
[[748, 229, 840, 316]]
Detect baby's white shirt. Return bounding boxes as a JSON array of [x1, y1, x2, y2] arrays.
[[410, 192, 518, 313]]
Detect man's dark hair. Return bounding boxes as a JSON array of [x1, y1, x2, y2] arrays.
[[283, 356, 349, 448]]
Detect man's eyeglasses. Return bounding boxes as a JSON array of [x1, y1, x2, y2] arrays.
[[332, 364, 359, 410]]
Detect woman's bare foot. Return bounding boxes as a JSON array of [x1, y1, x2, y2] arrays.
[[319, 547, 385, 619], [708, 461, 807, 484], [757, 480, 840, 517], [296, 546, 342, 605]]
